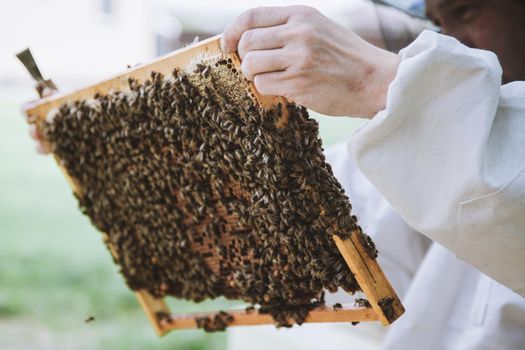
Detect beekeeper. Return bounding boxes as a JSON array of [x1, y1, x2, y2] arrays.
[[221, 1, 525, 349]]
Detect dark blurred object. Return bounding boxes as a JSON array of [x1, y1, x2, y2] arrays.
[[16, 48, 57, 98]]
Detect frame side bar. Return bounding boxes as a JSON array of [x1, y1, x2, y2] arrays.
[[135, 290, 171, 336], [333, 231, 405, 325]]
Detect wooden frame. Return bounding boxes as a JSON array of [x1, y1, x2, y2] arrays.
[[21, 35, 404, 336]]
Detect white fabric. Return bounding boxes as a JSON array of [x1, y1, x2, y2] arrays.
[[330, 142, 525, 350], [348, 30, 525, 298]]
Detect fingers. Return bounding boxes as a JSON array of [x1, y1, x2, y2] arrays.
[[28, 123, 39, 140], [21, 88, 56, 155], [237, 25, 287, 60], [241, 49, 289, 81], [28, 123, 51, 154], [253, 71, 289, 97], [35, 142, 50, 155], [222, 6, 294, 53]]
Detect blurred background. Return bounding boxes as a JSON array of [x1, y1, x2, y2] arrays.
[[0, 0, 425, 349]]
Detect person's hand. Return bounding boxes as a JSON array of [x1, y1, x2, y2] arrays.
[[221, 6, 400, 118], [27, 123, 49, 154], [23, 87, 55, 155]]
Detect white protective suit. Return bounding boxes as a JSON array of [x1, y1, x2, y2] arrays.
[[348, 29, 525, 349], [228, 30, 525, 350]]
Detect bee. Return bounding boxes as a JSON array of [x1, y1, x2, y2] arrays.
[[202, 65, 211, 78], [354, 298, 371, 308], [84, 316, 95, 323], [193, 63, 205, 74], [332, 303, 343, 311]]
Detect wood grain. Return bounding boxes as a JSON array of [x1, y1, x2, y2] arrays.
[[22, 35, 284, 121], [159, 305, 378, 334], [333, 231, 405, 325]]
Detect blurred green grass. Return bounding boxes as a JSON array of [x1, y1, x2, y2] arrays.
[[0, 93, 364, 349]]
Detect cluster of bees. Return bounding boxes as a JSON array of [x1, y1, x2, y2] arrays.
[[42, 58, 376, 329], [195, 311, 235, 332]]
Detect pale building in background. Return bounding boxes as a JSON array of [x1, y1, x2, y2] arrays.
[[0, 0, 155, 92], [155, 0, 392, 54], [1, 0, 400, 91]]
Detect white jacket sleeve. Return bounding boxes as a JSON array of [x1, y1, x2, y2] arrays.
[[348, 30, 525, 297]]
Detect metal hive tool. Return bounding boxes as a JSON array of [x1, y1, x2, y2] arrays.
[[20, 35, 404, 336]]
